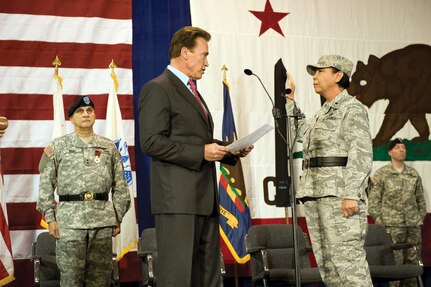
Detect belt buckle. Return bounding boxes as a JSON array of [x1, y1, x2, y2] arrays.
[[303, 159, 309, 169], [83, 192, 94, 201]]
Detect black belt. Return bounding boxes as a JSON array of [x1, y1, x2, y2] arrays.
[[302, 157, 348, 169], [59, 192, 109, 202]]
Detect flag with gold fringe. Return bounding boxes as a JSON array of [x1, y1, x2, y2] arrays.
[[218, 78, 252, 263], [106, 61, 137, 260], [40, 57, 66, 230]]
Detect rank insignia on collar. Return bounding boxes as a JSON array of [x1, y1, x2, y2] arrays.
[[44, 146, 54, 158]]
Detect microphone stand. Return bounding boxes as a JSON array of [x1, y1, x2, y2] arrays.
[[244, 68, 301, 286], [286, 107, 301, 287], [273, 105, 301, 287]]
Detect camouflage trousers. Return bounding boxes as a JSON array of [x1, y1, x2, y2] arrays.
[[385, 226, 422, 287], [304, 197, 372, 287], [56, 227, 112, 287]]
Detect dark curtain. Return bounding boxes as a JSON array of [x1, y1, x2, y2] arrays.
[[132, 0, 191, 232]]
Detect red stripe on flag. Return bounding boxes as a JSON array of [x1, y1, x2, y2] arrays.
[[0, 94, 134, 120], [2, 148, 41, 175], [1, 146, 136, 174], [6, 202, 44, 231], [219, 174, 229, 191], [0, 0, 131, 19], [219, 171, 246, 212], [7, 259, 32, 287], [0, 41, 132, 69], [422, 214, 431, 266], [128, 146, 136, 172]]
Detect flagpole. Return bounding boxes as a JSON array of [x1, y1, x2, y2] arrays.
[[53, 55, 61, 76], [109, 59, 117, 75], [234, 262, 239, 287], [221, 64, 239, 287], [222, 64, 228, 82], [106, 59, 138, 261], [220, 65, 252, 287]]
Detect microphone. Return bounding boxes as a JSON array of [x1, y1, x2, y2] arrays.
[[244, 69, 253, 76], [243, 69, 274, 107]]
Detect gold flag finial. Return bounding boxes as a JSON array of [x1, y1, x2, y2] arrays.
[[221, 65, 228, 81], [109, 59, 117, 76], [52, 55, 61, 76], [109, 59, 119, 92]]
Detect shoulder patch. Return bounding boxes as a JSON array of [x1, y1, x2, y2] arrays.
[[44, 146, 54, 158]]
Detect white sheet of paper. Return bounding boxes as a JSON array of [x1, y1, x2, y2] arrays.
[[227, 124, 273, 153]]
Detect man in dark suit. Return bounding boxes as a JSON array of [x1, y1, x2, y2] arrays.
[[139, 26, 252, 287]]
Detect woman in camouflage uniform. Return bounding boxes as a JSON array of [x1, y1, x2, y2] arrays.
[[286, 55, 373, 286]]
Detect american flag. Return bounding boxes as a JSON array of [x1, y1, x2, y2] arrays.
[[0, 1, 136, 285]]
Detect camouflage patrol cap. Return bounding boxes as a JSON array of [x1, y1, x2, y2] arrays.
[[387, 138, 404, 151], [68, 96, 95, 117], [306, 55, 354, 77]]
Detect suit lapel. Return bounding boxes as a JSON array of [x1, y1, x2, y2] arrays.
[[164, 70, 213, 130]]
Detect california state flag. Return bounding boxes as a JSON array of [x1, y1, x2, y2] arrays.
[[106, 68, 137, 260], [190, 0, 431, 265]]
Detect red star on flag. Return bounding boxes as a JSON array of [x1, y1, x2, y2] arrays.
[[249, 0, 289, 37]]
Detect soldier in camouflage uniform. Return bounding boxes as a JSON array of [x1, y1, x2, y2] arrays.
[[286, 55, 373, 286], [369, 138, 426, 287], [37, 96, 131, 287]]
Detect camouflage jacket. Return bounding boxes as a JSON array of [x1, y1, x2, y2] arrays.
[[287, 90, 373, 200], [368, 163, 426, 226], [37, 133, 131, 229]]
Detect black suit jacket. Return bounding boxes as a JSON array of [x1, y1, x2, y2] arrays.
[[139, 69, 237, 216]]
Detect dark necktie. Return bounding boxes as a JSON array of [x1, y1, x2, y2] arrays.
[[188, 79, 208, 117]]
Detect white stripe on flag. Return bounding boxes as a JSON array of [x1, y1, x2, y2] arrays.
[[3, 174, 40, 203], [0, 67, 133, 95], [0, 13, 132, 44], [9, 229, 44, 260]]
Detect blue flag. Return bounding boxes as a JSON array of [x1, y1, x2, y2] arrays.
[[218, 80, 252, 263]]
